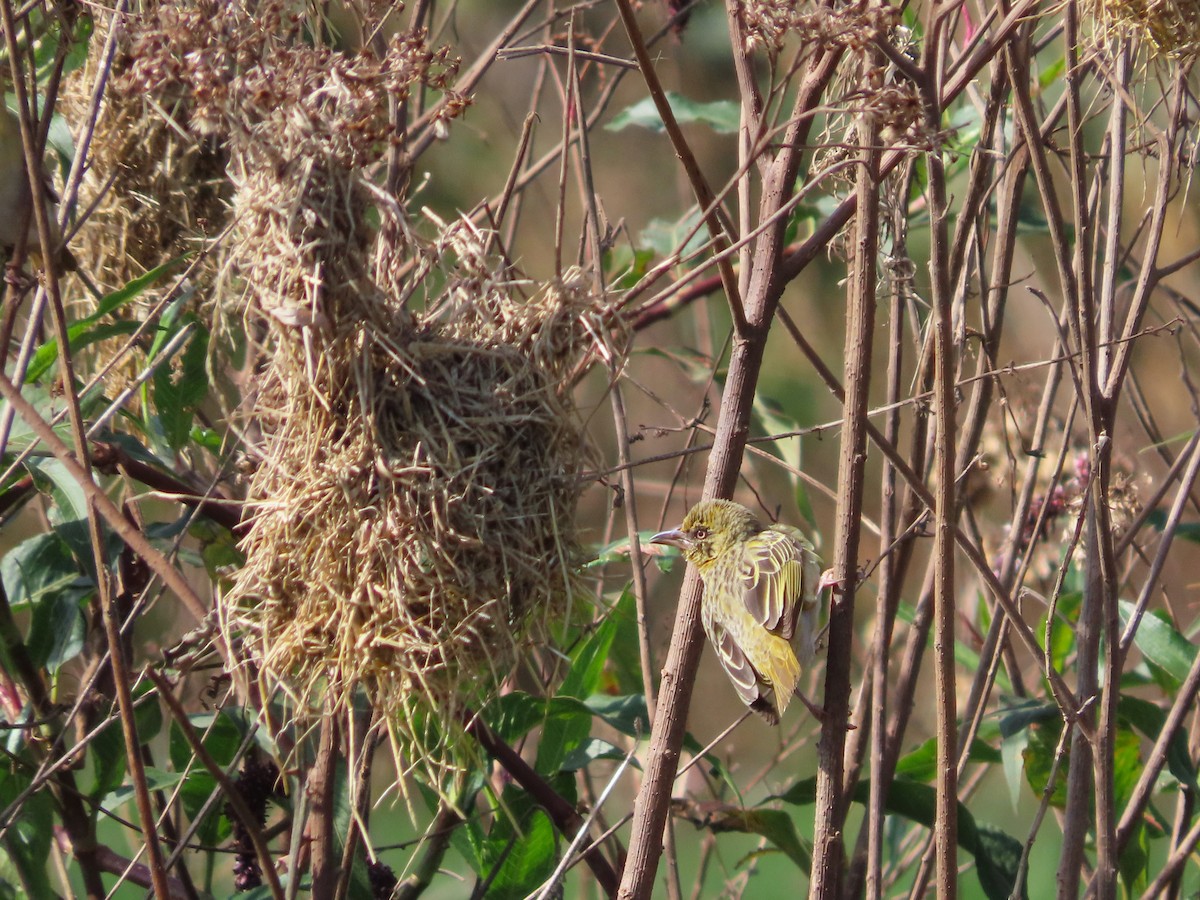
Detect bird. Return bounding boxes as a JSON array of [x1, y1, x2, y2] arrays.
[[651, 499, 824, 725], [0, 99, 72, 271]]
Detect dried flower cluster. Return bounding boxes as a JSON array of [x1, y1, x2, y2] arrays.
[[738, 0, 899, 54], [1092, 0, 1200, 58]]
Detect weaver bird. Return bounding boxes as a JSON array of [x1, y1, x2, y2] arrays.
[[651, 499, 824, 725], [0, 100, 71, 270]]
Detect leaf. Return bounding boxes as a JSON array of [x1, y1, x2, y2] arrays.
[[774, 777, 1026, 899], [606, 92, 739, 134], [749, 393, 815, 531], [169, 710, 244, 772], [1119, 822, 1149, 896], [25, 457, 87, 526], [479, 807, 557, 900], [1042, 591, 1081, 673], [585, 693, 650, 738], [1, 531, 88, 609], [562, 738, 632, 772], [599, 587, 643, 696], [0, 762, 55, 898], [24, 258, 185, 383], [680, 804, 811, 872], [485, 692, 545, 746], [1119, 600, 1195, 687], [103, 767, 186, 810], [1117, 694, 1198, 792], [152, 321, 210, 451], [638, 210, 708, 261], [895, 735, 1000, 783], [536, 601, 624, 774], [26, 584, 85, 671], [1145, 508, 1200, 543], [89, 711, 128, 802], [3, 385, 80, 454]]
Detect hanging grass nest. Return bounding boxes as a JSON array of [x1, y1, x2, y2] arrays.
[[223, 257, 614, 776], [112, 0, 617, 786]]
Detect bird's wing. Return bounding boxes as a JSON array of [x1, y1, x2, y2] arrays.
[[707, 615, 784, 725], [740, 527, 821, 643], [707, 618, 760, 708]]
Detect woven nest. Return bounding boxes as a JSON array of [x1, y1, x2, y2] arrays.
[[1092, 0, 1200, 57], [222, 268, 611, 785], [109, 0, 616, 789]]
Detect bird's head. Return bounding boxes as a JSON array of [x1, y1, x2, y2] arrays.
[[650, 499, 761, 569]]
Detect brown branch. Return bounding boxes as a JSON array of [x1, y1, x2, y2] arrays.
[[308, 715, 340, 899], [809, 68, 881, 898], [612, 0, 744, 334], [145, 669, 284, 900], [396, 805, 464, 900], [90, 441, 245, 534]]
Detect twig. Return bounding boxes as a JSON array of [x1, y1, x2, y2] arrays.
[[145, 668, 284, 900], [465, 715, 619, 896]]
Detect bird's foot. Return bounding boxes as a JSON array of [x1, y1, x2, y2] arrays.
[[795, 689, 856, 730], [4, 261, 32, 292]]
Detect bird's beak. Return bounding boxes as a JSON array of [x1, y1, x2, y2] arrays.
[[649, 527, 690, 549]]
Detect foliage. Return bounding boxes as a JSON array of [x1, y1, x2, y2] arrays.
[[0, 1, 1198, 898]]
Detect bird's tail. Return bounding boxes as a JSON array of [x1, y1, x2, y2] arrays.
[[763, 636, 802, 715]]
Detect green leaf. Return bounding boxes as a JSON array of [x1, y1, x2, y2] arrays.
[[26, 583, 85, 671], [638, 210, 708, 261], [465, 780, 565, 898], [3, 385, 80, 454], [603, 245, 656, 292], [749, 393, 815, 531], [562, 738, 632, 772], [686, 806, 811, 873], [1042, 591, 1081, 673], [1119, 822, 1149, 896], [774, 777, 1026, 899], [1145, 508, 1200, 543], [485, 692, 545, 746], [169, 711, 243, 772], [536, 599, 625, 774], [585, 693, 650, 738], [1118, 694, 1197, 792], [480, 807, 557, 900], [606, 92, 739, 134], [89, 710, 127, 802], [1022, 717, 1068, 807], [600, 587, 643, 696], [25, 458, 87, 526], [103, 767, 186, 811], [24, 258, 185, 383], [0, 762, 55, 898], [895, 735, 1000, 783], [153, 321, 210, 451], [1, 531, 88, 609], [1119, 600, 1195, 687]]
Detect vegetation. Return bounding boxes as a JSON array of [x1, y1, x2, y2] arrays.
[[0, 0, 1199, 898]]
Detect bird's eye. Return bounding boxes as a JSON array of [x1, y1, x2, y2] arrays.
[[693, 527, 709, 540]]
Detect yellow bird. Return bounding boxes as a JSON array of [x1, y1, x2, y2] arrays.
[[651, 499, 824, 725]]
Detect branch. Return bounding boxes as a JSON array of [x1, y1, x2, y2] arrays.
[[466, 716, 619, 896]]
